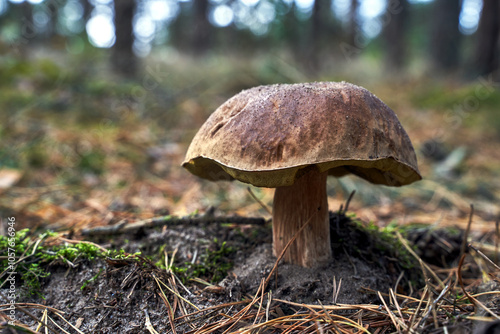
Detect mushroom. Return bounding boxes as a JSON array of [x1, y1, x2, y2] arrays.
[[182, 82, 421, 268]]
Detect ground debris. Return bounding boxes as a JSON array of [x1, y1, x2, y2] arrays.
[[2, 211, 499, 333]]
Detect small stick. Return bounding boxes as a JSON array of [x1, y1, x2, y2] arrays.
[[457, 253, 500, 320], [418, 285, 450, 328], [377, 291, 403, 333], [265, 291, 272, 323], [408, 285, 428, 331], [495, 219, 499, 265], [332, 276, 342, 304], [469, 244, 500, 271], [342, 247, 358, 276], [81, 215, 268, 236], [389, 288, 405, 328], [396, 232, 444, 289], [343, 190, 356, 214], [253, 280, 266, 325], [394, 271, 404, 296], [9, 304, 61, 334], [460, 204, 474, 259], [247, 187, 272, 216], [159, 290, 177, 334], [144, 309, 159, 334]]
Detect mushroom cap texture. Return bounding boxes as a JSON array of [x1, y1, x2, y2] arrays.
[[182, 82, 422, 188]]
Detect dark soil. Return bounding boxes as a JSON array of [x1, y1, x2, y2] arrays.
[[4, 211, 488, 333]]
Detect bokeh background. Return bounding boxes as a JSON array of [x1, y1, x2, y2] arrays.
[[0, 0, 499, 236]]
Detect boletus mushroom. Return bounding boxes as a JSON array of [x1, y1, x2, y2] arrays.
[[182, 82, 421, 268]]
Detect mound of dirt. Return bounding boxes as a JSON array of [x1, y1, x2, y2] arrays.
[[11, 212, 421, 332], [225, 243, 393, 305]]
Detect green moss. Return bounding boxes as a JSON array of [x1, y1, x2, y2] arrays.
[[163, 240, 235, 284], [0, 230, 106, 296], [20, 263, 50, 297], [81, 268, 104, 291], [106, 249, 141, 259], [41, 242, 102, 263]]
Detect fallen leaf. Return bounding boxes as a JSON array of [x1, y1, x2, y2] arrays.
[[0, 169, 22, 189]]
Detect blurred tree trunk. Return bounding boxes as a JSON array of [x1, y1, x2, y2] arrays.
[[169, 1, 195, 52], [308, 0, 324, 70], [44, 0, 59, 41], [283, 3, 302, 54], [382, 0, 410, 72], [191, 0, 211, 54], [306, 0, 332, 72], [311, 0, 326, 47], [348, 0, 358, 46], [81, 0, 93, 41], [20, 2, 35, 42], [112, 0, 137, 77], [430, 0, 462, 72], [82, 0, 93, 23], [283, 3, 308, 66], [473, 0, 500, 77]]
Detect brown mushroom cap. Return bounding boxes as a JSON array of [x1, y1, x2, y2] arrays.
[[183, 82, 421, 188]]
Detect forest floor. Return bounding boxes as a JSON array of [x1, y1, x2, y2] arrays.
[[0, 48, 499, 333]]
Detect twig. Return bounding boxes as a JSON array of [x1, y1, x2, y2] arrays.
[[35, 308, 47, 333], [495, 219, 499, 265], [144, 309, 159, 334], [377, 291, 403, 333], [394, 271, 404, 298], [253, 281, 266, 325], [396, 232, 444, 289], [220, 279, 265, 333], [342, 246, 358, 276], [52, 312, 85, 334], [457, 253, 500, 320], [81, 215, 268, 236], [265, 291, 272, 323], [0, 303, 65, 315], [154, 274, 199, 311], [48, 314, 74, 334], [460, 204, 474, 259], [389, 288, 404, 322], [469, 244, 500, 271], [247, 187, 272, 216], [174, 300, 249, 322], [11, 304, 61, 334], [409, 285, 428, 331], [156, 288, 177, 334], [273, 299, 385, 314], [418, 285, 450, 328], [333, 277, 342, 304], [343, 190, 356, 214], [1, 321, 40, 334]]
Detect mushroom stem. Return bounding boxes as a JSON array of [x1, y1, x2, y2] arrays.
[[272, 167, 331, 267]]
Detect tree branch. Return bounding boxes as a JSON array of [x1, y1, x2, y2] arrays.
[[81, 215, 268, 236]]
